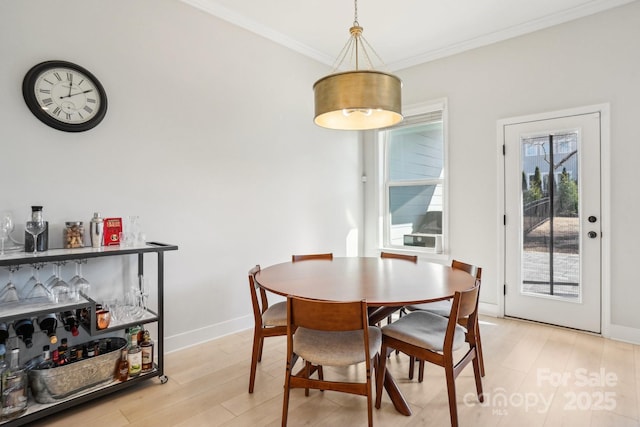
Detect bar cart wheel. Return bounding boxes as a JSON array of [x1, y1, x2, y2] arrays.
[[160, 375, 169, 384]]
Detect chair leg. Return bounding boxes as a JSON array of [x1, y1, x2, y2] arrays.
[[444, 364, 459, 427], [366, 357, 375, 427], [282, 362, 292, 427], [318, 365, 324, 392], [472, 349, 484, 402], [249, 331, 262, 393], [304, 361, 311, 397], [375, 345, 388, 408], [476, 321, 485, 377], [418, 359, 425, 383], [408, 355, 415, 379]]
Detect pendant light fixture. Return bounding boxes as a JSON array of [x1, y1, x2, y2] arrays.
[[313, 0, 403, 131]]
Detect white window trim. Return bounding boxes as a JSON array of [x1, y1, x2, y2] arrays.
[[377, 99, 449, 259]]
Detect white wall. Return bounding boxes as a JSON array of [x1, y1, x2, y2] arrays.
[[4, 0, 639, 350], [0, 0, 361, 351], [364, 1, 640, 341]]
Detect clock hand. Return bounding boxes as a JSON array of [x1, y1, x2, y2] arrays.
[[68, 75, 73, 97], [59, 89, 94, 99]]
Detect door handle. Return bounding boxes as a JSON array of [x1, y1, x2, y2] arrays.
[[588, 231, 598, 239]]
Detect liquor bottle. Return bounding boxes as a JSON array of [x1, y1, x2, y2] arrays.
[[61, 311, 79, 337], [14, 319, 34, 348], [24, 205, 48, 252], [127, 329, 142, 378], [37, 313, 58, 344], [69, 346, 77, 363], [140, 329, 154, 373], [86, 341, 96, 358], [24, 345, 54, 370], [0, 352, 7, 415], [0, 351, 6, 385], [116, 349, 129, 382], [39, 345, 54, 369], [51, 349, 60, 366], [57, 338, 69, 366], [75, 346, 84, 362], [0, 322, 8, 356], [1, 348, 28, 419]]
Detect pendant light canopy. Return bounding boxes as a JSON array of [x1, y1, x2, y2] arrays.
[[313, 1, 403, 131]]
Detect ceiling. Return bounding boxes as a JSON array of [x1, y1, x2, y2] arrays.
[[182, 0, 634, 71]]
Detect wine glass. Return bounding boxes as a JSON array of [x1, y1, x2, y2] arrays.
[[24, 263, 51, 301], [26, 215, 46, 255], [44, 263, 59, 288], [0, 266, 20, 304], [50, 262, 72, 303], [0, 212, 13, 256], [69, 259, 91, 299]]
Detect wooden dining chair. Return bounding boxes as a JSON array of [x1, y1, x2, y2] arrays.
[[248, 265, 287, 393], [379, 252, 417, 326], [380, 251, 418, 262], [282, 296, 381, 427], [375, 283, 484, 427], [291, 252, 333, 262], [405, 260, 485, 380]]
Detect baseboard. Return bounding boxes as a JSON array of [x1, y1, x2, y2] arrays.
[[164, 314, 253, 353], [478, 301, 499, 317], [606, 323, 640, 345]]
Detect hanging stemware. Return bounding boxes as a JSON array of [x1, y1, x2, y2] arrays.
[[24, 263, 51, 301], [0, 266, 20, 304], [69, 259, 90, 299], [50, 261, 72, 303]]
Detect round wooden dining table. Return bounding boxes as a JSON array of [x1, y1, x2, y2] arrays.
[[254, 256, 477, 416]]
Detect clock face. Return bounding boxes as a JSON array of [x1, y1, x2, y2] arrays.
[[23, 61, 108, 132]]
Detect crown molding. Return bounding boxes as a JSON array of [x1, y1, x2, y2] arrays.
[[182, 0, 637, 72], [388, 0, 637, 71], [181, 0, 335, 65]]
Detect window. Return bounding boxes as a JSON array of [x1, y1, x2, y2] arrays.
[[378, 101, 447, 253]]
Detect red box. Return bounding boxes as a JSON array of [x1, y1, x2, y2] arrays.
[[103, 217, 122, 246]]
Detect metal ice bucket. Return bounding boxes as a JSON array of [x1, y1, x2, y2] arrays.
[[28, 337, 126, 403]]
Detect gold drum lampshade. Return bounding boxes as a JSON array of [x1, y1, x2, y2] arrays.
[[313, 70, 402, 130]]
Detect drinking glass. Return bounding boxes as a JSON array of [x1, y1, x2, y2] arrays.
[[0, 212, 13, 256], [50, 262, 72, 303], [0, 266, 20, 304], [44, 263, 59, 288], [26, 215, 46, 255], [24, 263, 51, 301], [68, 259, 90, 298]]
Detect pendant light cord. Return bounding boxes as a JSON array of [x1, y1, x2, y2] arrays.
[[354, 0, 359, 26], [328, 0, 391, 74]]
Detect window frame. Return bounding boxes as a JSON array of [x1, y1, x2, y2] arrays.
[[377, 99, 449, 256]]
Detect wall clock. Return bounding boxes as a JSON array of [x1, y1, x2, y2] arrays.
[[22, 60, 108, 132]]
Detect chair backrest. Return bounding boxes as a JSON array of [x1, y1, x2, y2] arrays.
[[248, 265, 270, 321], [380, 252, 418, 262], [451, 259, 482, 281], [445, 282, 481, 349], [292, 253, 333, 262], [287, 296, 368, 332]]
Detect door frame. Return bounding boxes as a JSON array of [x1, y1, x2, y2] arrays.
[[496, 103, 611, 336]]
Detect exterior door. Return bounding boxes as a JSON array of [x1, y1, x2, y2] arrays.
[[503, 112, 601, 333]]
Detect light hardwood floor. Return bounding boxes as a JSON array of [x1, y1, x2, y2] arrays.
[[31, 316, 640, 426]]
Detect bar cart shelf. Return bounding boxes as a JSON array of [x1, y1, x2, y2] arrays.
[[0, 241, 177, 426]]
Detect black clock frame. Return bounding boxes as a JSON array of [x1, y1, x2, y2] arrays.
[[22, 60, 108, 132]]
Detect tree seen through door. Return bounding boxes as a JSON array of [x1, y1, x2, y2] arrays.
[[521, 133, 580, 298]]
